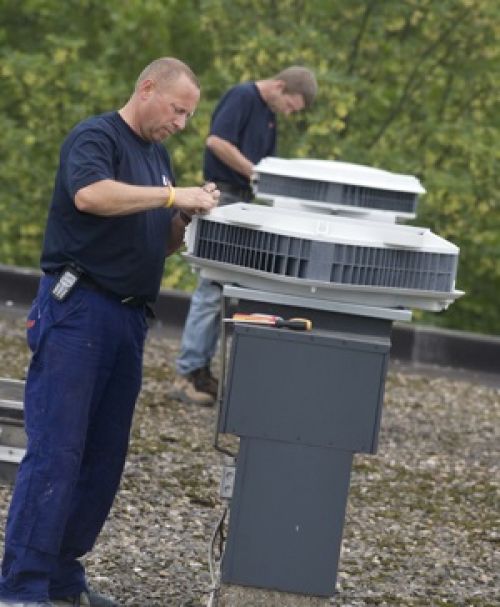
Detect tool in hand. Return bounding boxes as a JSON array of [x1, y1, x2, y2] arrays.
[[225, 313, 312, 331]]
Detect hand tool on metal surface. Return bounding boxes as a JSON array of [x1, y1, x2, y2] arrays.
[[225, 313, 312, 331]]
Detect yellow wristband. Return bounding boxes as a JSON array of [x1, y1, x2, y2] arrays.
[[166, 185, 176, 208]]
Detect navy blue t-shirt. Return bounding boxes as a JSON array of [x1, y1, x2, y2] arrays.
[[41, 111, 175, 302], [203, 82, 276, 188]]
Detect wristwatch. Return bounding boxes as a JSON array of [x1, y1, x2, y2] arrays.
[[178, 210, 192, 225]]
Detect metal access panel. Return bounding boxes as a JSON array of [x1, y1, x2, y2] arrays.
[[221, 437, 353, 596], [220, 325, 390, 453]]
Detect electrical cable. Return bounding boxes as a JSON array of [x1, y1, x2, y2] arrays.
[[206, 505, 228, 607]]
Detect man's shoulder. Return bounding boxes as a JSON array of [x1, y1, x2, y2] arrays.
[[70, 112, 119, 138], [216, 82, 259, 112], [62, 112, 124, 153], [226, 81, 256, 98]]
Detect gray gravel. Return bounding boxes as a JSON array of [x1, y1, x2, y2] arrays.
[[0, 312, 498, 607]]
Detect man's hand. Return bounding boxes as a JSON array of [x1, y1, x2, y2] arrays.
[[174, 182, 220, 216], [167, 183, 219, 256]]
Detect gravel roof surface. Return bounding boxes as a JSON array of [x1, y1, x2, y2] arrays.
[[0, 313, 498, 607]]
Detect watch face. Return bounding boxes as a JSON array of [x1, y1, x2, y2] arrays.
[[179, 211, 192, 224]]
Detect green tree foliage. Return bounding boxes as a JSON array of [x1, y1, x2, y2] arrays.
[[0, 0, 205, 264], [0, 0, 498, 333]]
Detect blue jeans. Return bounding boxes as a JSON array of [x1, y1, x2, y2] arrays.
[[0, 275, 148, 602], [176, 189, 242, 376], [176, 277, 222, 375]]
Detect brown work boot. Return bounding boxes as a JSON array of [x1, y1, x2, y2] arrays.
[[197, 365, 218, 398], [169, 367, 218, 406]]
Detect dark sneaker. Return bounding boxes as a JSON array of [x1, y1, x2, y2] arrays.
[[169, 366, 218, 406], [52, 591, 118, 607], [0, 600, 54, 607], [51, 592, 88, 606], [86, 591, 119, 607]]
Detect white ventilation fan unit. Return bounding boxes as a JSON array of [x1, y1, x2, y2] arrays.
[[252, 157, 426, 222], [197, 162, 462, 603], [184, 203, 463, 312]]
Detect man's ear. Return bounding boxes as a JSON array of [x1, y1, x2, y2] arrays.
[[274, 79, 286, 93], [139, 78, 155, 99]]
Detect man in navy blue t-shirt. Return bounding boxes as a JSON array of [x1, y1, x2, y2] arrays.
[[171, 67, 317, 406], [0, 57, 219, 607]]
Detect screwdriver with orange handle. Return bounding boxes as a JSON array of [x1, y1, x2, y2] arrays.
[[226, 313, 312, 331]]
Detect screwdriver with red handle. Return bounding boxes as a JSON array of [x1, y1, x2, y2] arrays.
[[226, 313, 312, 331]]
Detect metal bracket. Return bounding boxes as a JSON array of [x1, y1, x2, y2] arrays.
[[219, 458, 236, 499]]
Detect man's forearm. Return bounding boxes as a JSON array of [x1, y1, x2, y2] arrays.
[[75, 179, 220, 217], [206, 135, 253, 180], [75, 179, 168, 216]]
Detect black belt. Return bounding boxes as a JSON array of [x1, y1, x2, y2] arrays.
[[45, 270, 150, 309], [79, 275, 149, 308], [214, 181, 254, 202], [81, 277, 155, 317]]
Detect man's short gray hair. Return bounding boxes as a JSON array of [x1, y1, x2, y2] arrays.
[[136, 57, 200, 91]]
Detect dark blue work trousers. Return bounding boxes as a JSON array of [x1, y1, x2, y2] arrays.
[[0, 276, 148, 602]]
